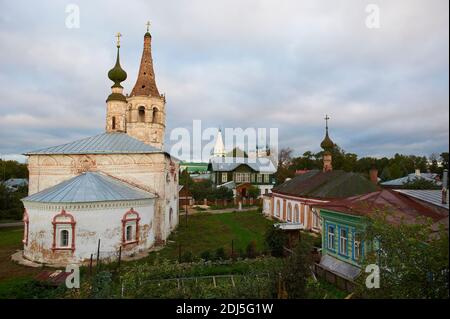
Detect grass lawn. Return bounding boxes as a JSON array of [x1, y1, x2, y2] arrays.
[[0, 226, 48, 298], [145, 210, 274, 262]]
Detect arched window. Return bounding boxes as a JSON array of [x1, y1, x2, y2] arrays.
[[23, 209, 29, 246], [138, 106, 145, 123], [152, 107, 158, 123], [52, 209, 76, 251], [112, 116, 116, 129], [122, 209, 140, 245], [300, 203, 305, 225], [294, 204, 299, 223], [287, 203, 292, 222]]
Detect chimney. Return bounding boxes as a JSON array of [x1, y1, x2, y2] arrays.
[[442, 169, 448, 205], [369, 167, 378, 185], [415, 169, 421, 177]]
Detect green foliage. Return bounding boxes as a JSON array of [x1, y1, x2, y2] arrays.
[[264, 226, 288, 257], [181, 251, 194, 263], [214, 247, 227, 260], [355, 215, 449, 299], [246, 185, 260, 199], [0, 184, 27, 220], [281, 233, 314, 298], [246, 240, 258, 259], [188, 179, 233, 201], [0, 160, 28, 181], [200, 250, 211, 261]]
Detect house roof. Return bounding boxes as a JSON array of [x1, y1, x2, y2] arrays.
[[319, 255, 361, 280], [272, 170, 378, 199], [3, 178, 28, 188], [208, 156, 276, 173], [381, 173, 441, 187], [24, 132, 162, 155], [314, 189, 447, 226], [22, 171, 155, 203], [394, 189, 449, 210]]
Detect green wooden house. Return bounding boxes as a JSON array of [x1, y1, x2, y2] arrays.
[[313, 189, 447, 281]]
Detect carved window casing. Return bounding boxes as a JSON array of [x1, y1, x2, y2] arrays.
[[122, 209, 140, 245], [52, 209, 76, 252]]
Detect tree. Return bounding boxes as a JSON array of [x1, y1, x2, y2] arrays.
[[247, 185, 260, 199], [281, 233, 314, 298], [275, 147, 295, 185], [402, 178, 440, 190], [264, 226, 288, 257], [355, 215, 449, 299]]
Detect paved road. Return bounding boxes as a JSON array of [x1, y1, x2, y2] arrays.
[[0, 222, 22, 228]]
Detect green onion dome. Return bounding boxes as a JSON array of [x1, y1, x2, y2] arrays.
[[108, 47, 127, 88]]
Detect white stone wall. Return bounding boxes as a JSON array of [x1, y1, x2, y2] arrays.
[[23, 199, 155, 265]]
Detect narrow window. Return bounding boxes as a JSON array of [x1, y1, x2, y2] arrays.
[[138, 106, 145, 122], [354, 233, 361, 260], [60, 229, 69, 247], [328, 226, 335, 250], [222, 173, 227, 183], [340, 228, 348, 255], [126, 225, 133, 242], [112, 116, 116, 129], [152, 107, 158, 123], [287, 204, 292, 222]]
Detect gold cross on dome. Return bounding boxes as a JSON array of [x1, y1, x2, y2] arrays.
[[146, 21, 151, 32], [115, 32, 122, 47]]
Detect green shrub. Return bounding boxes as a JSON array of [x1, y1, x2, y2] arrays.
[[264, 225, 288, 257], [200, 250, 211, 261], [181, 251, 194, 263], [246, 240, 258, 259], [215, 247, 227, 260]]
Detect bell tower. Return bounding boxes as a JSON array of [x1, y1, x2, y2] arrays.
[[126, 22, 166, 149], [106, 32, 128, 133]]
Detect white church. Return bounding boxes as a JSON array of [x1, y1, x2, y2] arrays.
[[20, 27, 179, 265]]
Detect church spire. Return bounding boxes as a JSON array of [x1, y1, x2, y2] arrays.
[[107, 32, 127, 102], [130, 22, 160, 97], [320, 115, 334, 172], [213, 128, 226, 157]]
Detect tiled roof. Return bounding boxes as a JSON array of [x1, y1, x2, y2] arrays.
[[208, 157, 276, 173], [24, 132, 161, 155], [22, 171, 155, 203], [272, 170, 378, 199], [314, 189, 446, 226]]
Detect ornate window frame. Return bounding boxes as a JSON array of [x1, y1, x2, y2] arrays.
[[122, 208, 140, 246], [52, 209, 76, 252]]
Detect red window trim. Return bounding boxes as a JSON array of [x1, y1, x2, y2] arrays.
[[122, 208, 140, 246], [52, 209, 76, 252], [23, 209, 29, 245]]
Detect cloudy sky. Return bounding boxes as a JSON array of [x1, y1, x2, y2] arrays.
[[0, 0, 448, 162]]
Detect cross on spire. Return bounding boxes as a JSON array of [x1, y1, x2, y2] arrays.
[[146, 21, 151, 32], [115, 32, 122, 48], [324, 114, 330, 130]]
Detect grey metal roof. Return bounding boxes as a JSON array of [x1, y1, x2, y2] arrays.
[[22, 171, 155, 203], [208, 156, 276, 173], [319, 255, 361, 281], [394, 189, 449, 210], [381, 173, 441, 187], [24, 132, 161, 155]]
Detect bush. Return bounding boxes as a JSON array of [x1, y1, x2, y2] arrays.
[[264, 225, 288, 257], [246, 240, 258, 259], [200, 250, 211, 261], [215, 247, 227, 260], [181, 251, 194, 263]]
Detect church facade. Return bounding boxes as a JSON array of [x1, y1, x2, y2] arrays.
[[21, 28, 179, 265]]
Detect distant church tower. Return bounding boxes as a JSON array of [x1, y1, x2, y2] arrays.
[[320, 115, 335, 172], [212, 129, 226, 157], [126, 23, 166, 149], [105, 33, 128, 133]]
